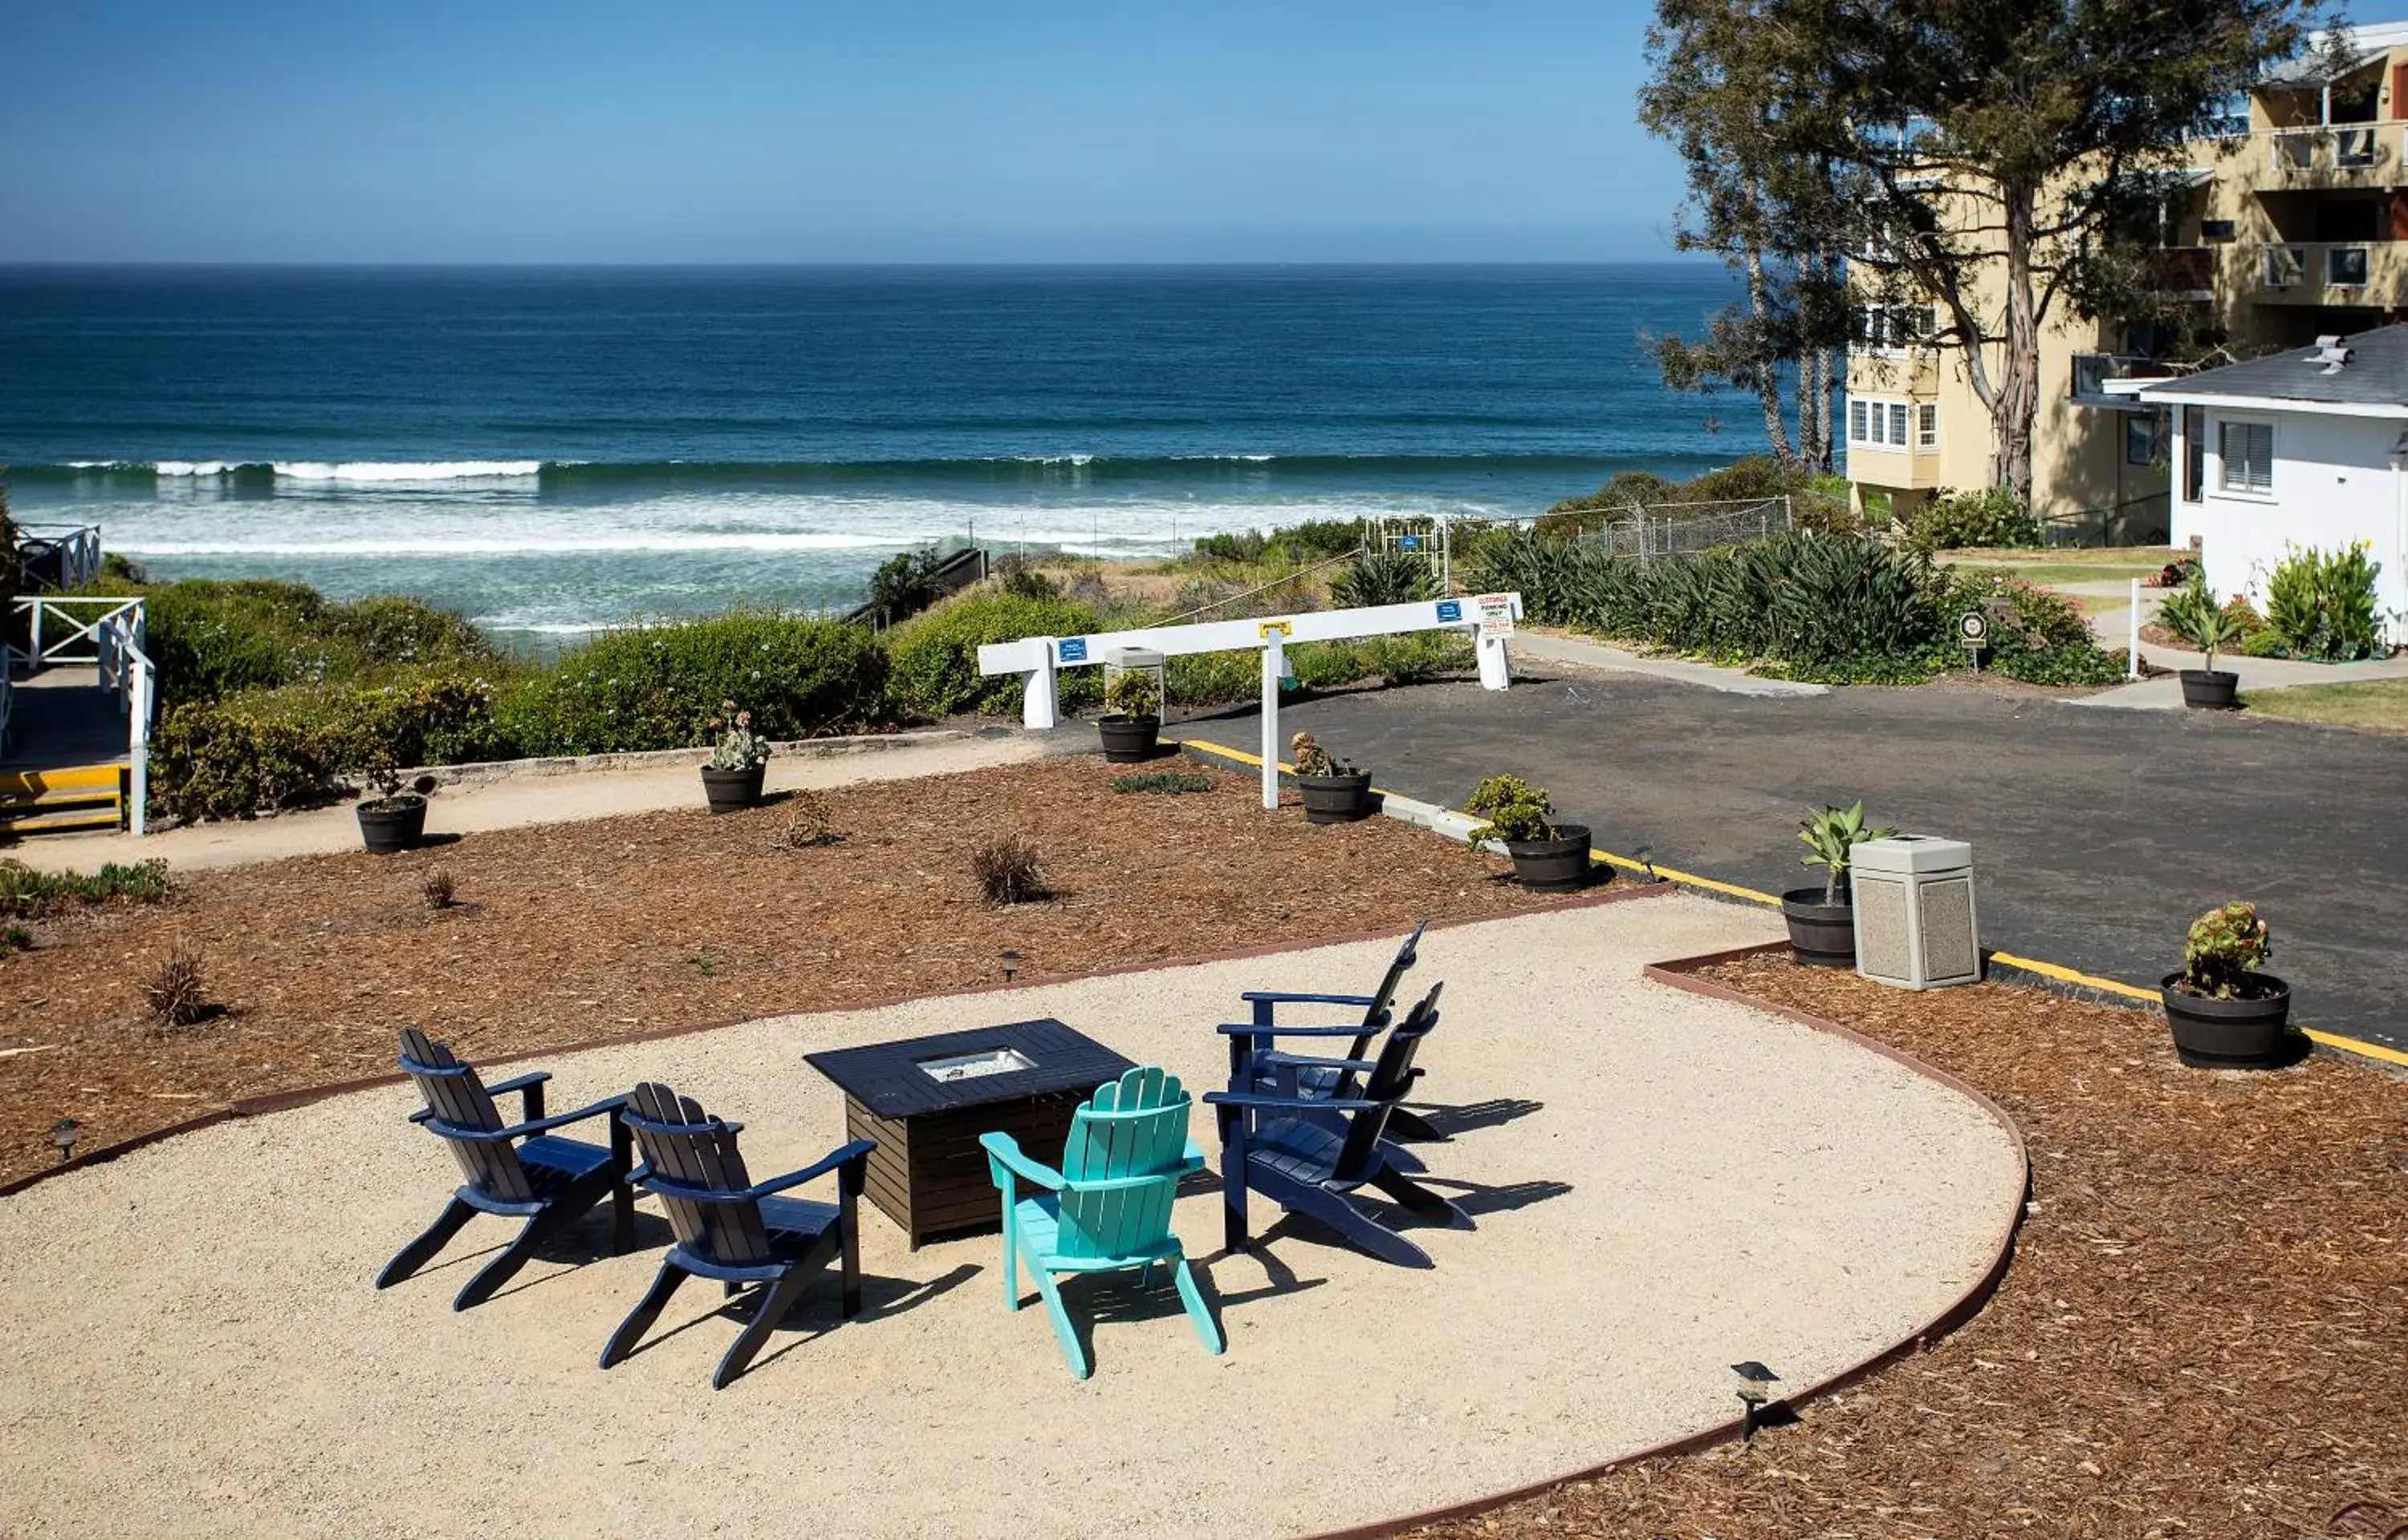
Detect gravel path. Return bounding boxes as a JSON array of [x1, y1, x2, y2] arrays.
[[0, 895, 2023, 1539]]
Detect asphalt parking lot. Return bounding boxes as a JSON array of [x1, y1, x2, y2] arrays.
[[1188, 670, 2408, 1055]]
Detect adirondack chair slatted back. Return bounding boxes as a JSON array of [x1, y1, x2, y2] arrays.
[[1053, 1067, 1194, 1262], [397, 1028, 535, 1203], [1331, 981, 1442, 1184], [1335, 920, 1427, 1064], [624, 1082, 773, 1267]]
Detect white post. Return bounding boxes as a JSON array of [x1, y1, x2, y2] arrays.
[[1021, 639, 1060, 730], [1259, 635, 1284, 810], [128, 662, 149, 837], [1477, 625, 1511, 689], [2128, 578, 2142, 679]]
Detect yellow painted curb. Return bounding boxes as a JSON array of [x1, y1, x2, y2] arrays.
[[1177, 734, 2408, 1072]]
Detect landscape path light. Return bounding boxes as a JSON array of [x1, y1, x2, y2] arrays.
[[1000, 948, 1021, 984], [50, 1118, 79, 1164], [1731, 1359, 1780, 1441]]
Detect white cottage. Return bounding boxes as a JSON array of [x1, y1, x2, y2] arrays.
[[2127, 328, 2408, 644]]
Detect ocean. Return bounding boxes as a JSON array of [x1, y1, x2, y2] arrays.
[[0, 263, 1743, 644]]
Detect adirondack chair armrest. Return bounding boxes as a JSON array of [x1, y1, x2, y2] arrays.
[[1214, 1021, 1377, 1038], [1255, 1049, 1381, 1074], [978, 1131, 1067, 1191], [745, 1139, 879, 1200], [445, 1092, 631, 1143], [485, 1069, 552, 1116], [1203, 1089, 1380, 1114], [1239, 991, 1381, 1011]]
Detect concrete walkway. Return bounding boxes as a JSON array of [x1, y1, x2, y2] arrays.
[[1512, 627, 1830, 698], [35, 731, 1048, 875], [0, 898, 2022, 1540], [2075, 588, 2408, 709]]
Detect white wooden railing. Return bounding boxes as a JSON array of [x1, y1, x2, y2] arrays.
[[10, 596, 155, 835], [13, 524, 105, 592]]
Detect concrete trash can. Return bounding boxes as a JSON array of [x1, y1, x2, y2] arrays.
[[1850, 835, 1980, 990]]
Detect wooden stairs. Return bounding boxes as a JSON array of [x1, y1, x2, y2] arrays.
[[0, 764, 132, 837]]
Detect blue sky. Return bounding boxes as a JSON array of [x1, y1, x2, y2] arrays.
[[0, 0, 1686, 263]]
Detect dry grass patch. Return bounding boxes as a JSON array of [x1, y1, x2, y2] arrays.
[[0, 756, 1561, 1184], [1412, 956, 2408, 1540], [2241, 678, 2408, 735]]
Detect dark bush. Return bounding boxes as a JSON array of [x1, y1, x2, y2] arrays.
[[150, 703, 348, 821], [972, 833, 1047, 906], [521, 613, 888, 752], [1328, 550, 1437, 608], [141, 944, 213, 1029], [885, 592, 1100, 719], [1898, 487, 2042, 552]]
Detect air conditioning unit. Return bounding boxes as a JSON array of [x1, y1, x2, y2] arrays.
[[1850, 836, 1981, 990]]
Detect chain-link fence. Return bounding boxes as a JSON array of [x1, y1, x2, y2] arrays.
[[1547, 496, 1795, 562]]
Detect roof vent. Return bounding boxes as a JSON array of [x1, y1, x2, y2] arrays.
[[2310, 334, 2353, 374]]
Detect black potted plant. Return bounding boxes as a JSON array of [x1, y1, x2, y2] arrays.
[[1291, 731, 1373, 824], [1465, 774, 1591, 891], [2161, 900, 2297, 1068], [1097, 670, 1163, 763], [2158, 576, 2246, 710], [700, 699, 771, 813], [356, 759, 431, 855], [1782, 801, 1896, 968]]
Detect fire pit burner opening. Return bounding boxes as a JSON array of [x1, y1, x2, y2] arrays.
[[916, 1046, 1039, 1084]]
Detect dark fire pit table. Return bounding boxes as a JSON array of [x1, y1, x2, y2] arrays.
[[804, 1018, 1136, 1249]]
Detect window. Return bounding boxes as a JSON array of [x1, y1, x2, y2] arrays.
[[2182, 405, 2205, 502], [2218, 419, 2273, 494], [2200, 218, 2236, 243], [1846, 395, 1926, 450], [2196, 91, 2249, 137], [1853, 304, 1938, 353], [2125, 411, 2164, 467]]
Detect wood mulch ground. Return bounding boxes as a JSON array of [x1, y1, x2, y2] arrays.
[[0, 756, 1560, 1187], [1413, 956, 2408, 1540]]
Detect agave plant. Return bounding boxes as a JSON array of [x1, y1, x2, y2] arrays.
[[1330, 549, 1438, 608], [2157, 576, 2249, 673], [1798, 801, 1898, 905]]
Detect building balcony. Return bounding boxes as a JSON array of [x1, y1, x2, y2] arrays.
[[2070, 353, 2181, 409], [2254, 239, 2408, 304], [1844, 348, 1941, 396], [2152, 245, 2215, 297], [1845, 442, 1946, 492], [2260, 124, 2398, 188]]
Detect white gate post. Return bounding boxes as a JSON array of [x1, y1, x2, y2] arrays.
[[1259, 634, 1285, 810], [1477, 625, 1512, 690], [1021, 638, 1060, 730]]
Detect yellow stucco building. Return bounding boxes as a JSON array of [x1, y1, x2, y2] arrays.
[[1846, 19, 2408, 540]]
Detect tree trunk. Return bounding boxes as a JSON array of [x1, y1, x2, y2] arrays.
[[1992, 185, 2042, 502], [1744, 246, 1798, 465]]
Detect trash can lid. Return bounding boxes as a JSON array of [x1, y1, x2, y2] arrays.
[[1853, 834, 1972, 875]]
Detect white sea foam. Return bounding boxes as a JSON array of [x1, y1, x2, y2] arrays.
[[271, 461, 544, 483], [155, 461, 246, 476], [112, 531, 925, 557]]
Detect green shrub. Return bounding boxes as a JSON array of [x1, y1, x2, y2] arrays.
[[1165, 649, 1259, 706], [150, 703, 348, 821], [2263, 543, 2382, 662], [1328, 550, 1437, 608], [2182, 900, 2270, 1000], [1464, 774, 1559, 845], [885, 591, 1100, 720], [0, 858, 171, 918], [523, 613, 888, 752], [1899, 487, 2041, 552], [1108, 772, 1214, 794]]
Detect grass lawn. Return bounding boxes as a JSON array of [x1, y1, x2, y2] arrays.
[[2240, 677, 2408, 734], [1946, 545, 2175, 568]]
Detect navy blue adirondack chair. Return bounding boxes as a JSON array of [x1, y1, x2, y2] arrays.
[[377, 1028, 635, 1310], [1206, 981, 1468, 1269], [1233, 921, 1442, 1144], [599, 1082, 876, 1390]]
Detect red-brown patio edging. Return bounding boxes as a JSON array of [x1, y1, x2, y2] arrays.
[[1, 876, 1677, 1198], [1299, 940, 2032, 1540]]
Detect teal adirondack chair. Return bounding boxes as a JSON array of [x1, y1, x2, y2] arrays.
[[979, 1065, 1226, 1379]]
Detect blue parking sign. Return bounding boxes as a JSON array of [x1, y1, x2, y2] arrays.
[[1435, 600, 1462, 622], [1058, 638, 1088, 662]]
